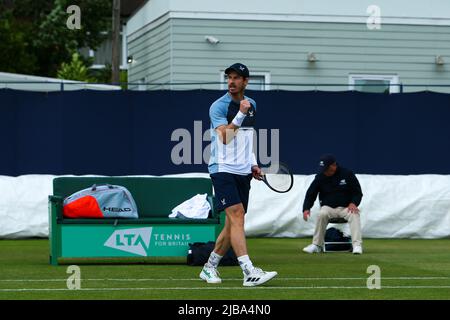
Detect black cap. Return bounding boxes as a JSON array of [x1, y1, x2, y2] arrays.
[[318, 154, 336, 173], [225, 63, 250, 78]]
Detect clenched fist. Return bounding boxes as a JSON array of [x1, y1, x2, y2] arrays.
[[240, 99, 251, 114]]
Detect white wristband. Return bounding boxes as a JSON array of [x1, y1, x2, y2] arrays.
[[232, 111, 246, 127]]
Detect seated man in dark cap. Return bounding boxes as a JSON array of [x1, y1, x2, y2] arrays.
[[302, 154, 364, 254]]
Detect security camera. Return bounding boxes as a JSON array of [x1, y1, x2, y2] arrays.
[[205, 36, 220, 44]]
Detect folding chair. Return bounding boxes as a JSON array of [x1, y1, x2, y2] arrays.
[[323, 218, 353, 252]]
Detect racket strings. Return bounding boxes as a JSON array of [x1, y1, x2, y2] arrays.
[[261, 162, 293, 193], [264, 173, 291, 190]]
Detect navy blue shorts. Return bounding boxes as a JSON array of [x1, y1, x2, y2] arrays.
[[210, 172, 253, 212]]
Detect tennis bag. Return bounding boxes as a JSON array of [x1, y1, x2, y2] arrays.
[[324, 227, 352, 251], [63, 184, 139, 219], [187, 241, 239, 266]]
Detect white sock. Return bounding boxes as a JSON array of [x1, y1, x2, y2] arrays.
[[237, 255, 254, 276], [207, 251, 223, 268]]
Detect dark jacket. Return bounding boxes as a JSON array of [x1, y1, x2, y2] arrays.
[[302, 166, 363, 211]]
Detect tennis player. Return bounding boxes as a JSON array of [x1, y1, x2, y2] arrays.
[[199, 63, 278, 287]]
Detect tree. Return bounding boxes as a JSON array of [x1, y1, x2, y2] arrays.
[[0, 10, 38, 74], [56, 52, 94, 82], [0, 0, 111, 77]]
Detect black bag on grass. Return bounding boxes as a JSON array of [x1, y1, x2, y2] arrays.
[[187, 241, 238, 266]]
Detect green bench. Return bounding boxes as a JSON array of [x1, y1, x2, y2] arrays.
[[48, 176, 223, 265]]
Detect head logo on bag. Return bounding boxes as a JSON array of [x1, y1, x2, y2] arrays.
[[103, 207, 132, 213], [104, 227, 152, 256]]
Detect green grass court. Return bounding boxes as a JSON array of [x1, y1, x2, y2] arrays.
[[0, 238, 449, 300]]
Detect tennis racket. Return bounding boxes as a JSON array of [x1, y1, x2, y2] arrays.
[[258, 162, 294, 193]]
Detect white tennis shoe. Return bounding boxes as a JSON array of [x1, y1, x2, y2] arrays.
[[352, 245, 363, 254], [200, 264, 222, 284], [243, 267, 278, 287], [303, 244, 323, 253]]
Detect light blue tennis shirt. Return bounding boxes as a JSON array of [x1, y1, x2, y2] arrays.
[[208, 93, 257, 175]]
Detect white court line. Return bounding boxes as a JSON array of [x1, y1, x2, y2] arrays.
[[1, 286, 450, 292], [1, 276, 449, 282]]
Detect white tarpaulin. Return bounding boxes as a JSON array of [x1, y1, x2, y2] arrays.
[[0, 174, 449, 239], [246, 174, 450, 239]]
